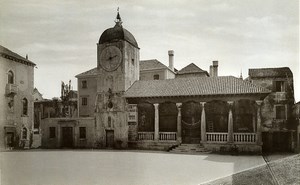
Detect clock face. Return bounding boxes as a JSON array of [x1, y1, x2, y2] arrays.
[[100, 46, 122, 71]]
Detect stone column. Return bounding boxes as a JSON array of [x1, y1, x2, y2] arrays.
[[227, 101, 234, 143], [200, 102, 206, 143], [256, 100, 263, 145], [154, 103, 159, 141], [176, 103, 182, 142]]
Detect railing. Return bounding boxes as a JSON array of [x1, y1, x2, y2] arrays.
[[159, 132, 177, 141], [137, 132, 154, 141], [5, 83, 18, 96], [234, 133, 256, 143], [206, 132, 228, 142]]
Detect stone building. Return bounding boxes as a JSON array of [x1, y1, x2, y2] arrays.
[[0, 45, 35, 150], [40, 12, 298, 153], [248, 68, 297, 152]]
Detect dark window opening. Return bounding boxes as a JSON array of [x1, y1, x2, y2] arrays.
[[274, 81, 285, 92], [8, 71, 14, 84], [49, 127, 56, 138], [154, 74, 159, 80], [22, 98, 28, 115], [79, 127, 86, 139], [276, 105, 286, 119], [82, 80, 87, 89], [131, 59, 135, 66], [82, 97, 88, 106]]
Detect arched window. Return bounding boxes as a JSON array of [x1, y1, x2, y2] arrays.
[[22, 98, 28, 115], [22, 127, 27, 140], [8, 70, 14, 84]]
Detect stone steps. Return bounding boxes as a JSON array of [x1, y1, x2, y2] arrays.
[[169, 144, 211, 154]]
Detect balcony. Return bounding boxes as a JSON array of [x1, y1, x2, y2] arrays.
[[5, 84, 18, 96]]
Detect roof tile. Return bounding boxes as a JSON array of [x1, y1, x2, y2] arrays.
[[125, 76, 270, 98]]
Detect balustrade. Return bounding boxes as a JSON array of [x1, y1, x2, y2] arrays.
[[206, 132, 228, 142], [137, 132, 154, 140], [159, 132, 177, 141], [233, 133, 256, 143]]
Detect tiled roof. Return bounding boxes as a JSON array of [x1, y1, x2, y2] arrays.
[[177, 63, 208, 75], [0, 45, 36, 66], [249, 67, 293, 78], [125, 76, 270, 98], [140, 59, 171, 71], [76, 67, 98, 78]]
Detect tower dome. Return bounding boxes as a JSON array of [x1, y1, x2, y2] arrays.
[[98, 12, 138, 48]]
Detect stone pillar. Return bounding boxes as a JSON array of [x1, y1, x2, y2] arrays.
[[256, 100, 263, 145], [176, 103, 182, 142], [154, 103, 159, 141], [200, 102, 206, 143], [227, 101, 234, 143]]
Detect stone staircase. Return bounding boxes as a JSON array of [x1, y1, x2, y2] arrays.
[[169, 144, 211, 154]]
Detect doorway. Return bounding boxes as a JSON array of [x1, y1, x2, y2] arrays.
[[6, 132, 15, 148], [106, 130, 114, 148], [61, 127, 73, 148]]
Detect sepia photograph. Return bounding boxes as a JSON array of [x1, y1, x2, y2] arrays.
[[0, 0, 299, 184]]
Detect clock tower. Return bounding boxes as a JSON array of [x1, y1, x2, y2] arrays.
[[95, 11, 139, 148]]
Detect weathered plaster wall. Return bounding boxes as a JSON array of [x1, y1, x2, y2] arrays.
[[78, 76, 97, 117], [140, 69, 165, 81], [41, 117, 95, 148], [0, 56, 34, 150]]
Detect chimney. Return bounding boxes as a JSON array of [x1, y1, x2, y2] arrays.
[[209, 65, 213, 77], [212, 61, 218, 77], [26, 54, 28, 60], [168, 50, 174, 71]]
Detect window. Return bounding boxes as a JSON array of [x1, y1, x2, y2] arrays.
[[131, 59, 135, 66], [276, 105, 286, 120], [22, 127, 27, 140], [49, 127, 56, 138], [22, 98, 28, 115], [82, 97, 88, 106], [108, 116, 112, 127], [153, 74, 159, 80], [79, 127, 86, 139], [8, 70, 14, 84], [274, 81, 285, 92], [81, 80, 87, 89]]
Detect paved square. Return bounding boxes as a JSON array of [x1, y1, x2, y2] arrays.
[[1, 150, 265, 185]]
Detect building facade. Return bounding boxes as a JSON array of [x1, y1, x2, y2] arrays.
[[0, 45, 35, 150], [249, 68, 296, 152], [40, 12, 298, 153]]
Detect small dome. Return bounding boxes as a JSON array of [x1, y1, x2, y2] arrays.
[[99, 24, 138, 48]]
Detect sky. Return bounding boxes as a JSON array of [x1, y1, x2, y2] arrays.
[[0, 0, 299, 101]]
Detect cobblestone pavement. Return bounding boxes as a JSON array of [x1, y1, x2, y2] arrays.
[[202, 153, 300, 185], [0, 150, 265, 185]]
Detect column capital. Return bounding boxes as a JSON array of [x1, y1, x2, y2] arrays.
[[176, 103, 182, 108], [153, 103, 159, 109], [255, 100, 263, 106], [227, 101, 234, 105], [200, 102, 206, 106], [227, 101, 234, 107]]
